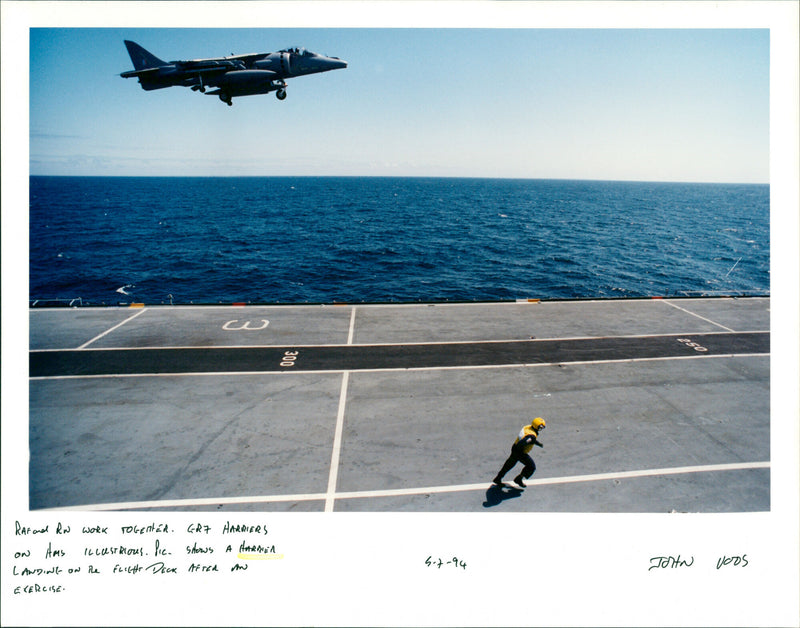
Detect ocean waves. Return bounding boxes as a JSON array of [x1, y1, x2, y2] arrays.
[[29, 176, 770, 305]]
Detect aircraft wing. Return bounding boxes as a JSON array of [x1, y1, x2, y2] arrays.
[[120, 64, 232, 79], [223, 52, 269, 62], [175, 60, 240, 71], [120, 67, 161, 79], [175, 52, 269, 68]]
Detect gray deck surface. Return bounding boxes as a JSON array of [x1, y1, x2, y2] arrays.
[[29, 297, 770, 512]]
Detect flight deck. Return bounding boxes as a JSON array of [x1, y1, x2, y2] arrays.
[[28, 297, 770, 513]]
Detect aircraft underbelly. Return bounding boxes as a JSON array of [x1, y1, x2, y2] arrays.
[[139, 80, 174, 91], [218, 70, 279, 96]]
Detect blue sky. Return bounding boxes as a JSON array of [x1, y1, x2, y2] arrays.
[[28, 26, 769, 182]]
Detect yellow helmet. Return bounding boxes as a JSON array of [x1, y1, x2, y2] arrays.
[[532, 417, 546, 430]]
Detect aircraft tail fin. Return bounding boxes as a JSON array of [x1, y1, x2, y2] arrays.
[[124, 40, 167, 70]]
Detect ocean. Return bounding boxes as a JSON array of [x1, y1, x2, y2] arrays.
[[29, 176, 770, 305]]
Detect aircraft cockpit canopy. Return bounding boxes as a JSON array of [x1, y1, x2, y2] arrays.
[[281, 47, 315, 57]]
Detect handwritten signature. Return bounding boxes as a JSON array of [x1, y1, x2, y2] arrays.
[[648, 554, 749, 571], [649, 555, 694, 571]]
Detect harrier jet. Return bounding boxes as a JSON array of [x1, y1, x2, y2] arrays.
[[120, 40, 347, 105]]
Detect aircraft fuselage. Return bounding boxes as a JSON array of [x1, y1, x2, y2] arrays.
[[120, 41, 346, 104]]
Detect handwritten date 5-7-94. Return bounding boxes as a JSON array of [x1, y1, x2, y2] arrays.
[[425, 556, 466, 570]]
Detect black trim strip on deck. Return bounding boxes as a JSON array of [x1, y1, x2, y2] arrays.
[[29, 332, 769, 378]]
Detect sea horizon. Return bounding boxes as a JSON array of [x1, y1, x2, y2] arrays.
[[29, 174, 770, 186]]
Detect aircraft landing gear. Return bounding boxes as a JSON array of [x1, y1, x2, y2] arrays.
[[219, 93, 233, 106], [276, 89, 287, 101]]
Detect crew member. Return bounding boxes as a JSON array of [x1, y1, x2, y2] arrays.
[[493, 417, 546, 488]]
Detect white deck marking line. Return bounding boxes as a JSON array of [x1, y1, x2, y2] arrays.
[[324, 306, 357, 512], [662, 300, 735, 332], [325, 371, 350, 512], [30, 330, 769, 352], [333, 461, 772, 500], [29, 352, 771, 381], [76, 307, 148, 349], [346, 304, 357, 344], [37, 460, 770, 511]]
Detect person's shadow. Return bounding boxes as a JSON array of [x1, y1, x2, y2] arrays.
[[482, 483, 524, 508]]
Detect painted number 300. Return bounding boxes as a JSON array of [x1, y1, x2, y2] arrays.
[[677, 338, 708, 352], [280, 351, 299, 367]]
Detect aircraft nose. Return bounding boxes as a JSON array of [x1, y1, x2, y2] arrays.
[[326, 56, 347, 70]]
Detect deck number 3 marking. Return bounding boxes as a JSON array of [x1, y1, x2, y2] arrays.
[[677, 338, 708, 352], [281, 351, 299, 367], [222, 320, 269, 331]]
